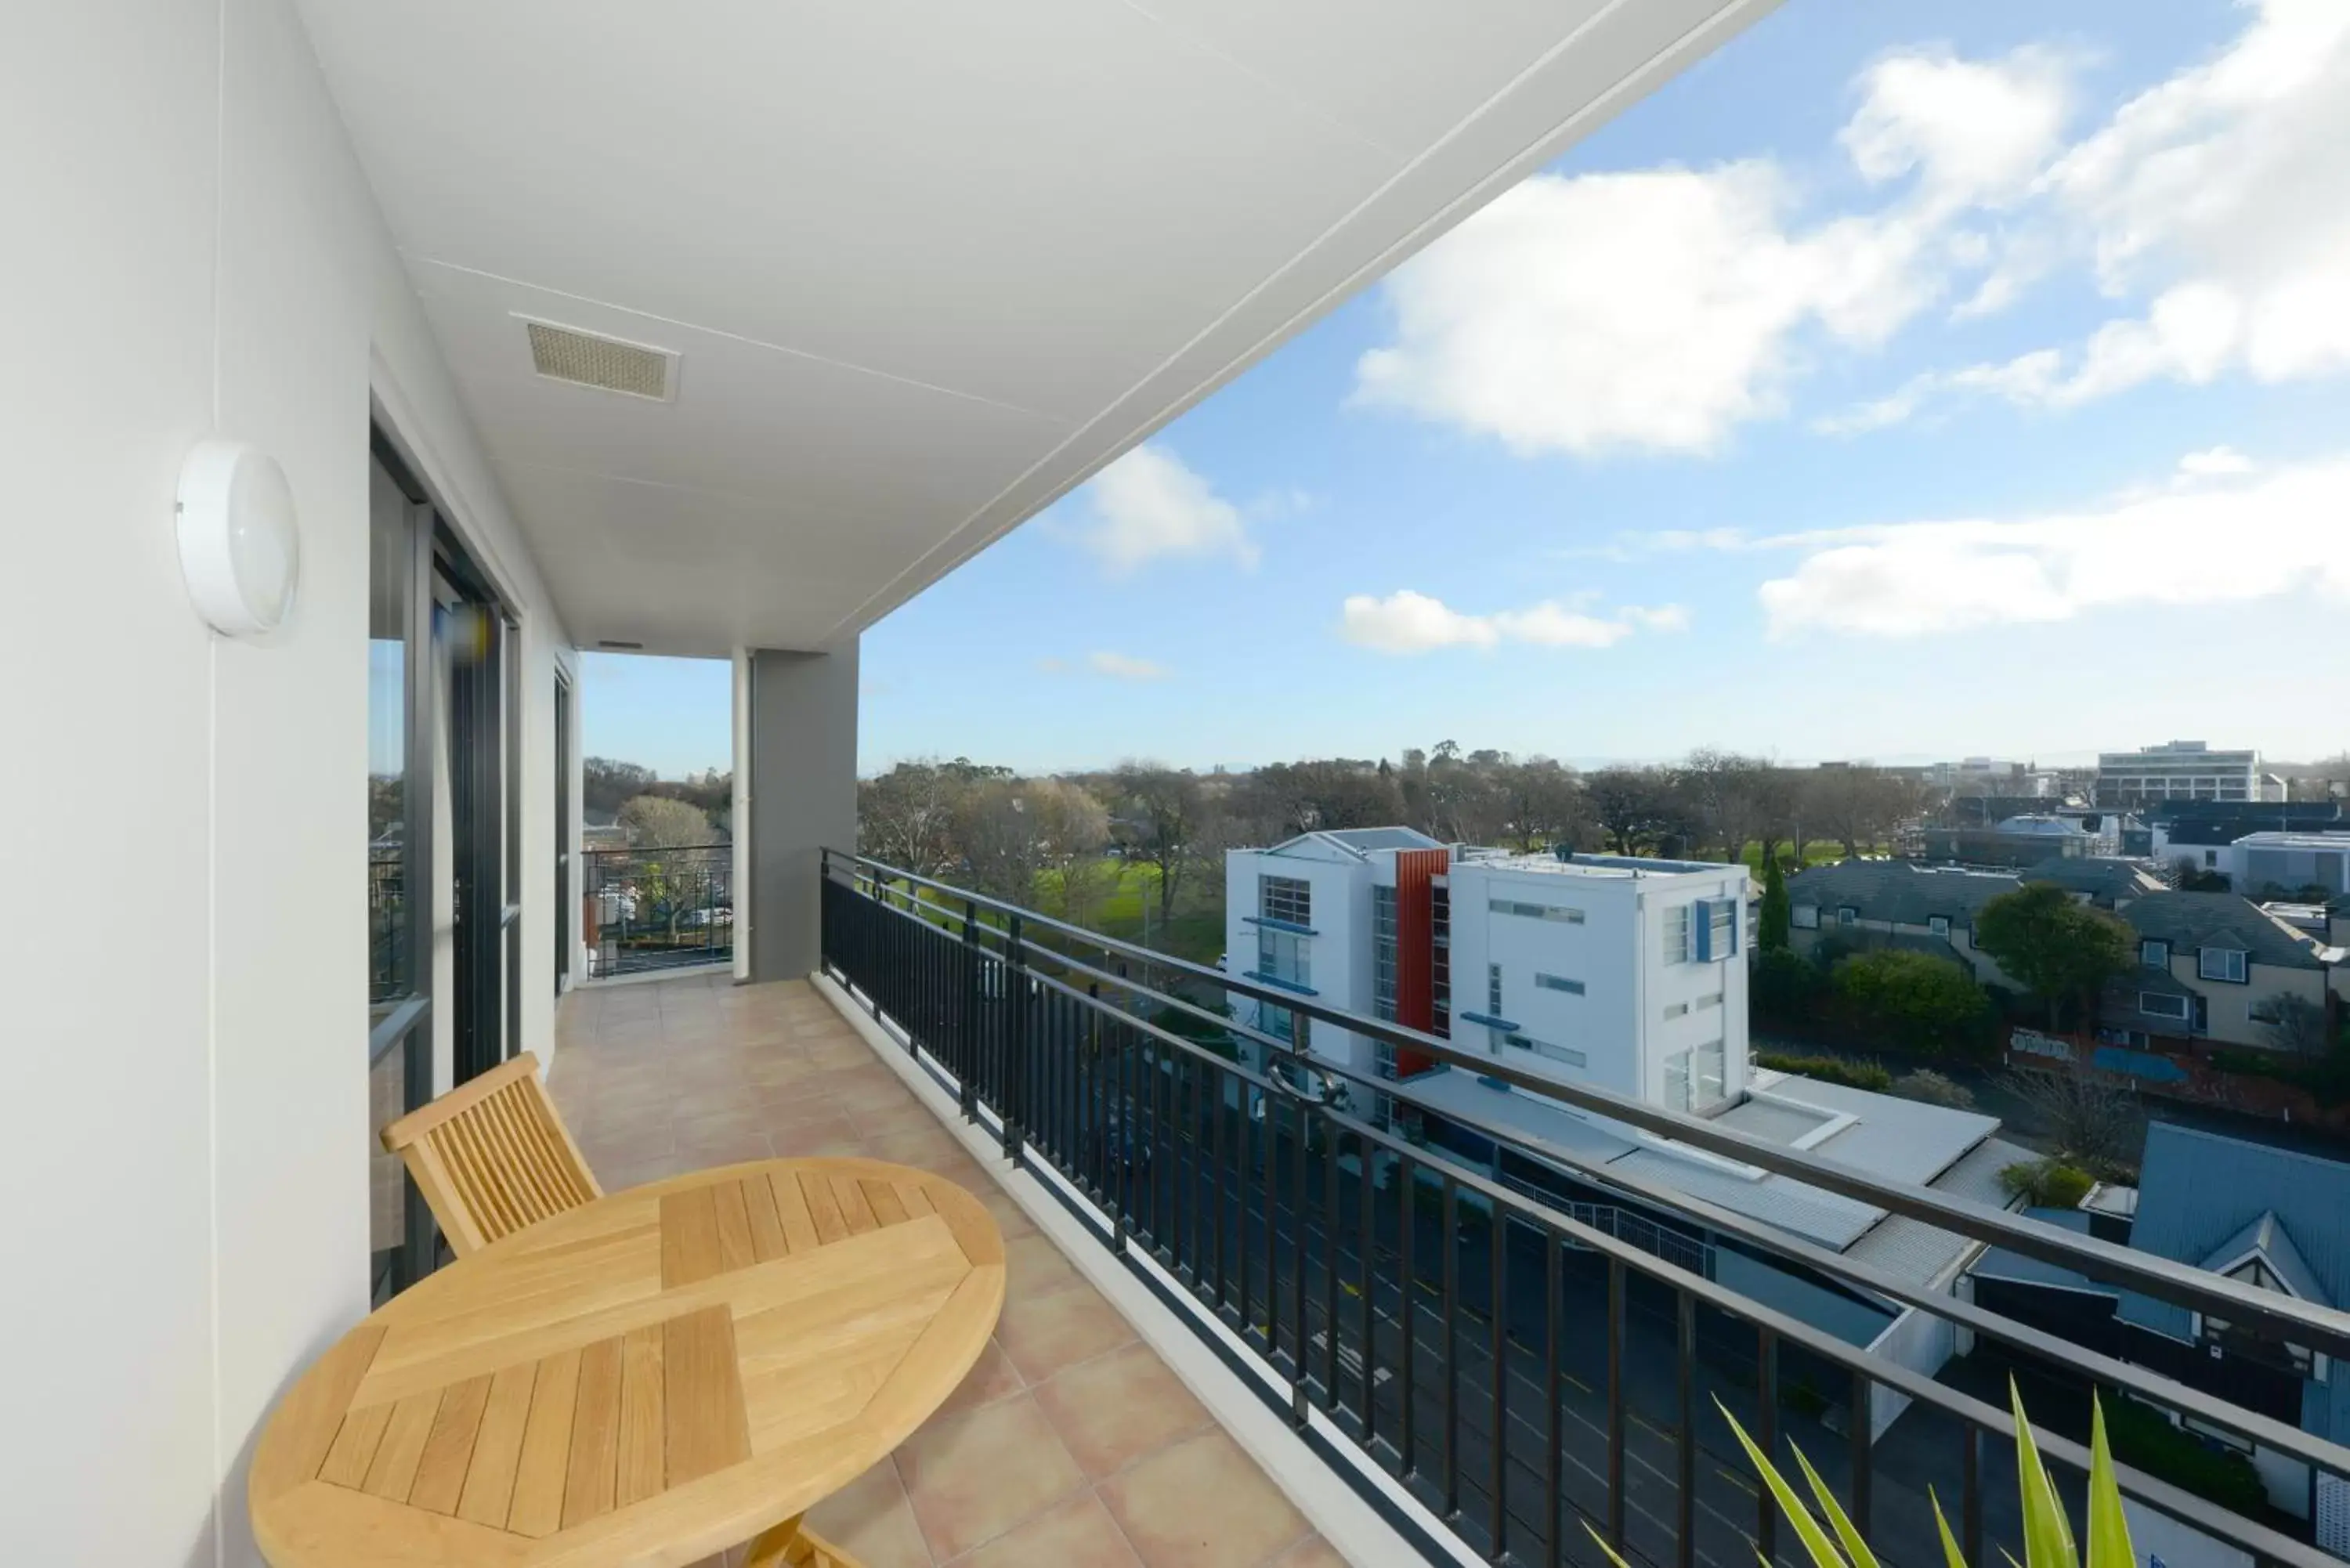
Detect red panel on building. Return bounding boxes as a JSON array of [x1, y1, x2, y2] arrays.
[[1393, 847, 1448, 1077]]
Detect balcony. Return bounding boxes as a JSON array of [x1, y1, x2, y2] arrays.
[[549, 971, 1341, 1568], [800, 852, 2350, 1568]]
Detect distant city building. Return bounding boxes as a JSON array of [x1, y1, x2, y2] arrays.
[[2226, 833, 2350, 900], [2097, 740, 2281, 807]]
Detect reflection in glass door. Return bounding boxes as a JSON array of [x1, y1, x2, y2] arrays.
[[436, 558, 509, 1086], [367, 445, 434, 1301]]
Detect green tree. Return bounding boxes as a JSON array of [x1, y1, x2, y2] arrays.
[[1759, 855, 1791, 952], [1831, 948, 1994, 1053], [1973, 883, 2135, 1031]]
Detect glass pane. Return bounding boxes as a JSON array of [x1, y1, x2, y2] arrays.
[[367, 457, 415, 1299], [368, 461, 411, 1012]]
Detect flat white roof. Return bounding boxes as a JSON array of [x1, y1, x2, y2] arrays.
[[1459, 851, 1744, 883]]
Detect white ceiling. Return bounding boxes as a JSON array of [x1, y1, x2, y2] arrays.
[[301, 0, 1773, 656]]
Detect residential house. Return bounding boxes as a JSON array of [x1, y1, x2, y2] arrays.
[[1966, 1123, 2350, 1549], [2104, 891, 2337, 1053], [1784, 858, 2037, 990]]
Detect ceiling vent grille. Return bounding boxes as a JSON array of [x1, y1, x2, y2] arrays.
[[521, 319, 677, 401]]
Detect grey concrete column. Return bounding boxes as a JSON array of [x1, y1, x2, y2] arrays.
[[747, 641, 858, 981]]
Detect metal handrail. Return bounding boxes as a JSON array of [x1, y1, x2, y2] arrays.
[[833, 858, 2348, 1479], [826, 847, 2350, 1364], [817, 861, 2350, 1567]]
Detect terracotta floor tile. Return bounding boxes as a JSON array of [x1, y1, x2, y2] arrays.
[[933, 1338, 1025, 1419], [1030, 1343, 1213, 1479], [768, 1115, 871, 1159], [1003, 1230, 1086, 1301], [848, 1096, 945, 1140], [554, 974, 1326, 1568], [1265, 1537, 1346, 1568], [1098, 1432, 1310, 1568], [949, 1491, 1143, 1568], [996, 1282, 1137, 1382], [895, 1395, 1086, 1562], [804, 1458, 935, 1568]]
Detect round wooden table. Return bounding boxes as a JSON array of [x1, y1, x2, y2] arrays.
[[250, 1157, 1005, 1568]]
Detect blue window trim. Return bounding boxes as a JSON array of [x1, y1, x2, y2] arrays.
[[1242, 914, 1318, 937], [1476, 1075, 1513, 1092], [1243, 970, 1320, 997], [1457, 1010, 1520, 1032]]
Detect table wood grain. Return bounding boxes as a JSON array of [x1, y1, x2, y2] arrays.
[[251, 1157, 1006, 1568]]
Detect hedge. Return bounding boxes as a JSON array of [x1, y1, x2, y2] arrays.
[[1753, 1051, 1893, 1091], [2105, 1396, 2268, 1516]]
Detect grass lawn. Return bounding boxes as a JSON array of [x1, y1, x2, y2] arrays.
[[1040, 861, 1224, 966], [1738, 842, 1880, 873]]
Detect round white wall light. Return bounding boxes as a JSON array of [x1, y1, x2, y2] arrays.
[[176, 439, 300, 638]]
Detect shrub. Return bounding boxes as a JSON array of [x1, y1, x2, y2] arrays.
[[1755, 1051, 1893, 1092], [1901, 1068, 1977, 1109], [2105, 1396, 2268, 1516], [1751, 946, 1828, 1022], [1831, 948, 1995, 1054], [2000, 1157, 2095, 1209]]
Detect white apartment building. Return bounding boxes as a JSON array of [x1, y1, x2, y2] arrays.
[[1224, 833, 1752, 1122], [2097, 741, 2278, 805]]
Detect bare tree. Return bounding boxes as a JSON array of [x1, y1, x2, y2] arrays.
[[617, 793, 711, 848], [1498, 757, 1588, 851], [2265, 993, 2331, 1057], [858, 757, 998, 876], [1805, 765, 1920, 858], [1114, 763, 1206, 921], [1585, 766, 1679, 855], [2002, 1064, 2145, 1169], [1680, 749, 1774, 865]]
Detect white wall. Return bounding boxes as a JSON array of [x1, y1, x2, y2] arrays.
[[3, 3, 566, 1561], [1448, 862, 1750, 1111], [1223, 844, 1374, 1077]]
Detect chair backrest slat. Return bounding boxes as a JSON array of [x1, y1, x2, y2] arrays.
[[378, 1052, 602, 1259]]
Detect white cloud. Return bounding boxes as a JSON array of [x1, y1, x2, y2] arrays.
[[1340, 591, 1690, 654], [1828, 2, 2350, 423], [1067, 444, 1256, 576], [1087, 651, 1170, 681], [2177, 445, 2254, 477], [1757, 456, 2350, 637], [1353, 48, 2069, 456]]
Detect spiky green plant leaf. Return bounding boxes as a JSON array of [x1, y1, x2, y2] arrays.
[[2009, 1378, 2077, 1566], [1929, 1487, 1969, 1568], [2082, 1397, 2137, 1568], [1714, 1397, 1853, 1566], [1789, 1435, 1881, 1568]]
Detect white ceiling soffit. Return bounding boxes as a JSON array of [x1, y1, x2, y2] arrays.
[[301, 0, 1776, 656]]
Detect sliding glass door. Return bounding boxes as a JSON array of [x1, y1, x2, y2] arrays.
[[367, 429, 518, 1297], [367, 448, 435, 1301]]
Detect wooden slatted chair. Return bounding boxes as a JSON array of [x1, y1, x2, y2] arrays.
[[378, 1051, 602, 1257]]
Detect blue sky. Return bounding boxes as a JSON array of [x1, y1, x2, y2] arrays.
[[591, 0, 2350, 779]]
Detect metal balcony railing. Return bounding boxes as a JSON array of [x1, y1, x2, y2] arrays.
[[584, 844, 732, 977], [817, 849, 2350, 1568]]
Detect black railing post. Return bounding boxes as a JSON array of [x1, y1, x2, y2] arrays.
[[958, 899, 980, 1122], [1676, 1289, 1696, 1568], [1849, 1369, 1872, 1544], [1606, 1258, 1625, 1551], [1002, 911, 1026, 1167], [1756, 1326, 1778, 1563]]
